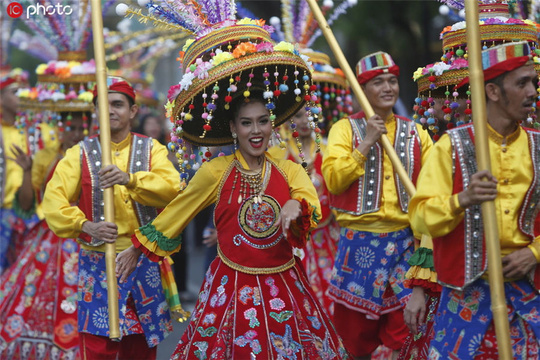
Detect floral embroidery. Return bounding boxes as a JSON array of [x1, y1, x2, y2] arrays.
[[197, 326, 218, 337], [269, 310, 293, 323], [244, 308, 260, 328], [265, 277, 279, 297], [193, 341, 209, 360], [270, 324, 302, 359], [269, 298, 286, 311], [234, 330, 262, 355]]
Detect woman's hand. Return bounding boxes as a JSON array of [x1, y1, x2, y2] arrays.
[[277, 199, 302, 238]]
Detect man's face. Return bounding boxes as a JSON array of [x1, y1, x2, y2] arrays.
[[363, 73, 399, 116], [498, 64, 537, 123], [1, 86, 20, 119], [97, 93, 137, 135]]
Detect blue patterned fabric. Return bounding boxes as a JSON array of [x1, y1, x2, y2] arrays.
[[328, 227, 414, 318], [0, 208, 39, 275], [77, 249, 173, 347], [428, 278, 540, 359]]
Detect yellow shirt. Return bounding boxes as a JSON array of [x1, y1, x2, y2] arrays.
[[2, 124, 30, 209], [43, 134, 181, 252], [409, 125, 540, 263], [2, 122, 59, 210], [134, 151, 321, 259], [322, 115, 433, 232], [31, 145, 63, 219]]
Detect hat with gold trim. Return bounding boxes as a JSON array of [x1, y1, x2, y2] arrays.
[[118, 0, 321, 172]]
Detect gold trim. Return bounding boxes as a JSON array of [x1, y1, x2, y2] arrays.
[[58, 51, 87, 62], [183, 25, 272, 69], [442, 24, 538, 51], [37, 74, 96, 84], [416, 68, 469, 94], [217, 245, 295, 274], [487, 123, 521, 146], [312, 72, 347, 88], [302, 50, 331, 65]]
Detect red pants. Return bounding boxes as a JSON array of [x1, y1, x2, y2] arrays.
[[333, 303, 408, 357], [80, 333, 157, 360]]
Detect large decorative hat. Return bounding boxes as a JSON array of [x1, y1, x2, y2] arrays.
[[356, 51, 400, 84], [118, 0, 321, 171], [413, 0, 540, 139], [12, 1, 115, 140], [268, 0, 356, 131]]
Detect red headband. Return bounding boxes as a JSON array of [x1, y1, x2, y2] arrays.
[[357, 65, 400, 85], [0, 78, 17, 90], [92, 81, 136, 103], [457, 56, 531, 88]]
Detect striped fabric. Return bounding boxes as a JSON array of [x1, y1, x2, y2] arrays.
[[356, 51, 396, 76], [481, 41, 530, 71]]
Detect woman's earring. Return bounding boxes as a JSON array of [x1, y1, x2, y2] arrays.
[[232, 132, 237, 151]]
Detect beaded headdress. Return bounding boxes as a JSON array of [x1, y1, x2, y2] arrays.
[[413, 0, 540, 138], [119, 0, 320, 174], [13, 1, 116, 140], [269, 0, 355, 131]]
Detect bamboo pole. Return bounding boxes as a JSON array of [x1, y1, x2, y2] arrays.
[[305, 0, 431, 249], [464, 0, 511, 358], [305, 0, 415, 196], [90, 0, 120, 340]]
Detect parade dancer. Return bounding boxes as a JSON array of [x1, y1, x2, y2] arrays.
[[43, 79, 181, 360], [322, 51, 433, 359]]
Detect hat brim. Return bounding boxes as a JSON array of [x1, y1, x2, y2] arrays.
[[173, 51, 311, 147]]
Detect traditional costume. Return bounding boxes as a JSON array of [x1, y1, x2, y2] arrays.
[[409, 41, 540, 359], [401, 4, 540, 358], [42, 77, 181, 359], [322, 51, 433, 357], [123, 0, 350, 357]]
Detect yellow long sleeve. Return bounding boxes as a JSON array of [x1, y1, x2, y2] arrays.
[[43, 135, 180, 252], [322, 116, 433, 232], [409, 126, 540, 262]]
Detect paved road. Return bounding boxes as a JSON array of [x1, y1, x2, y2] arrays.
[[156, 244, 207, 359]]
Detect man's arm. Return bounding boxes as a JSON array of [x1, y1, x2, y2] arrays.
[[43, 145, 88, 238]]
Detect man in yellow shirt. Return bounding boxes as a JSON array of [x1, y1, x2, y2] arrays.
[[409, 41, 540, 358], [322, 51, 433, 359], [43, 79, 180, 360]]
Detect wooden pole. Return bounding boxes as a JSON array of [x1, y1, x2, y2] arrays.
[[305, 0, 415, 196], [90, 0, 120, 340], [464, 0, 512, 357], [305, 0, 431, 249]]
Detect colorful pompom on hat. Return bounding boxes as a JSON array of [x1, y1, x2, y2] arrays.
[[413, 0, 540, 139], [0, 67, 29, 91], [268, 0, 357, 133], [356, 51, 400, 85]]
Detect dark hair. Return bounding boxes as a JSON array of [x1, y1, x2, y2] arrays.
[[135, 112, 166, 144], [230, 90, 266, 123]]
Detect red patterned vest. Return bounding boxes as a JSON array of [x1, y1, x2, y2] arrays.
[[215, 158, 296, 274], [329, 112, 422, 215], [434, 124, 540, 291], [77, 133, 157, 246]]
